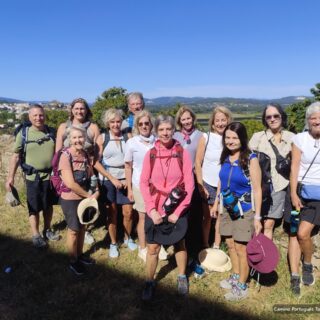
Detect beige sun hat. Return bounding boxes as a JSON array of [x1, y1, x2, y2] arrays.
[[198, 248, 232, 272], [77, 198, 100, 225]]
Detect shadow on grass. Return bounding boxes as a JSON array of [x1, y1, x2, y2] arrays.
[[0, 233, 269, 320]]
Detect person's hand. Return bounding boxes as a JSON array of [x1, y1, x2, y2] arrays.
[[254, 218, 263, 235], [111, 178, 123, 189], [291, 193, 303, 211], [127, 189, 134, 202], [151, 209, 163, 225], [210, 202, 218, 218], [89, 190, 100, 200], [168, 214, 178, 224], [121, 180, 127, 189], [5, 179, 13, 192], [199, 184, 209, 200]]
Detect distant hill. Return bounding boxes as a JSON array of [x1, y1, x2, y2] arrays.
[[0, 97, 24, 103]]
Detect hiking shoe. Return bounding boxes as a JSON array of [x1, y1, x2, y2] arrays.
[[159, 245, 168, 260], [32, 235, 47, 248], [177, 275, 189, 295], [78, 254, 95, 265], [69, 260, 86, 276], [138, 247, 147, 263], [220, 274, 239, 290], [109, 243, 119, 258], [84, 231, 95, 245], [123, 238, 138, 251], [224, 283, 248, 301], [290, 275, 301, 295], [44, 229, 61, 241], [142, 281, 156, 301], [302, 262, 315, 286]]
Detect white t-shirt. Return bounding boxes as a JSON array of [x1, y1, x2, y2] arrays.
[[173, 129, 203, 167], [202, 132, 223, 187], [124, 135, 155, 187], [293, 131, 320, 185]]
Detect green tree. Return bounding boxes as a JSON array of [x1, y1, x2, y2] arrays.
[[286, 99, 311, 133], [45, 109, 69, 129], [91, 87, 128, 127], [241, 119, 264, 139], [310, 83, 320, 101]]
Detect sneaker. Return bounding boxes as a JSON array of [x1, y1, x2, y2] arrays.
[[84, 231, 95, 245], [224, 283, 248, 301], [78, 254, 95, 265], [44, 229, 61, 241], [302, 262, 315, 286], [177, 275, 189, 295], [159, 245, 168, 260], [220, 274, 239, 290], [32, 235, 47, 248], [69, 260, 86, 276], [123, 238, 138, 251], [290, 275, 301, 295], [142, 281, 156, 301], [138, 247, 147, 263], [109, 243, 119, 258]]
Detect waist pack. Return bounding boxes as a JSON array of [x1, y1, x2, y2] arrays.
[[298, 184, 320, 201], [269, 140, 291, 180]]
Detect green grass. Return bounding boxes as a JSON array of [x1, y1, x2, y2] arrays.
[[0, 187, 320, 320]]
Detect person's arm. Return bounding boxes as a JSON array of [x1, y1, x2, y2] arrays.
[[5, 153, 20, 191], [125, 161, 134, 202], [249, 157, 263, 235], [195, 135, 209, 199], [290, 143, 303, 210], [210, 180, 221, 218], [55, 123, 66, 152]]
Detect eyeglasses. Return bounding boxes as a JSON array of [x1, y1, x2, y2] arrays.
[[265, 114, 281, 121], [138, 121, 150, 127]]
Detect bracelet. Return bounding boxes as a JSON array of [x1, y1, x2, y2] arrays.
[[254, 215, 262, 220]]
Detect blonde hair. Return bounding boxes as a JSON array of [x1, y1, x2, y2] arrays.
[[102, 108, 123, 129], [175, 106, 196, 131], [208, 106, 233, 133], [132, 110, 153, 136]]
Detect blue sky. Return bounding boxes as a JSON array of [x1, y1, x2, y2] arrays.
[[1, 0, 319, 102]]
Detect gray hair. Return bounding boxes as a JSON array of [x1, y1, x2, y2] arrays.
[[127, 92, 145, 108], [154, 114, 175, 133], [66, 125, 87, 141], [305, 101, 320, 130], [28, 104, 44, 114], [132, 110, 153, 136], [102, 108, 123, 129]]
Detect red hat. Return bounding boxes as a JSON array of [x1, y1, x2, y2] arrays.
[[247, 233, 279, 274]]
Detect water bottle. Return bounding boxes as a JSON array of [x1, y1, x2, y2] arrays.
[[194, 264, 205, 279], [290, 210, 300, 234], [89, 175, 98, 194], [222, 189, 241, 219]]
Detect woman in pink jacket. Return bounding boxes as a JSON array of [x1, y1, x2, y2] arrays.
[[140, 115, 194, 301]]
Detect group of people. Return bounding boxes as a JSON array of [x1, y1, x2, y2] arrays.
[[5, 92, 320, 302]]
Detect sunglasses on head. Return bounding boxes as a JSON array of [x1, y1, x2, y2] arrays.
[[138, 121, 150, 127], [265, 114, 281, 121]]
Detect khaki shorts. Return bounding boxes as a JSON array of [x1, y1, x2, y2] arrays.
[[220, 209, 254, 243], [133, 185, 146, 213]]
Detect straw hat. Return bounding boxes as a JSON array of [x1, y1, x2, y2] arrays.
[[5, 185, 21, 207], [198, 248, 232, 272], [77, 198, 99, 225]]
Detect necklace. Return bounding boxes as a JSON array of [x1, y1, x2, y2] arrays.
[[159, 147, 173, 188]]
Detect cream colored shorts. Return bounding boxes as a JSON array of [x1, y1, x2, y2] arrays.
[[133, 185, 146, 213]]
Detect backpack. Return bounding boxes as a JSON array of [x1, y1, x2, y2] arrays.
[[50, 147, 89, 197], [102, 130, 129, 151], [14, 121, 56, 176]]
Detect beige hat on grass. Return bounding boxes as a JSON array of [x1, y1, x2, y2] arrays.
[[198, 248, 232, 272], [77, 198, 99, 225]]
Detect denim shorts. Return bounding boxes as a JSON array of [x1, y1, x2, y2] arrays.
[[101, 179, 132, 205], [202, 181, 217, 205]]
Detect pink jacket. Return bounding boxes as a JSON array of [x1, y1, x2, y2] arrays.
[[140, 139, 194, 218]]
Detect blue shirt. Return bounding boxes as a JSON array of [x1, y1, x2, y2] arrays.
[[219, 153, 257, 212]]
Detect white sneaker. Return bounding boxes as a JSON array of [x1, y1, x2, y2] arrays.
[[159, 245, 168, 260], [84, 231, 95, 245], [138, 247, 147, 263]]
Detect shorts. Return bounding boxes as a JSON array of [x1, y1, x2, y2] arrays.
[[26, 179, 54, 215], [132, 184, 146, 213], [220, 209, 254, 243], [101, 179, 132, 205], [300, 199, 320, 226], [202, 181, 217, 205], [262, 188, 287, 220], [60, 198, 83, 231]]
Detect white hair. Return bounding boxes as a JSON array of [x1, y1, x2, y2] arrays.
[[305, 101, 320, 130]]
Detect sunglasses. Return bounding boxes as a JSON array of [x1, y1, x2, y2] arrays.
[[265, 114, 281, 121], [138, 121, 150, 127]]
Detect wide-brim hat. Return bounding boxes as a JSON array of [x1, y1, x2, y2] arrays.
[[145, 214, 188, 246], [247, 233, 279, 274], [198, 248, 232, 272], [77, 198, 99, 225], [5, 185, 21, 207]]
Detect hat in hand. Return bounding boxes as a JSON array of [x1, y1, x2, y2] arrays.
[[247, 233, 279, 274], [77, 198, 99, 225], [198, 248, 232, 272], [5, 185, 21, 207]]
